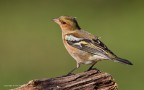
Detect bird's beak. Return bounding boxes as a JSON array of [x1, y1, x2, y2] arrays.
[[53, 18, 59, 24]]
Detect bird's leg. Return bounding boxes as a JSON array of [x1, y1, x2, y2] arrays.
[[67, 63, 80, 75], [67, 67, 77, 75], [87, 62, 96, 71]]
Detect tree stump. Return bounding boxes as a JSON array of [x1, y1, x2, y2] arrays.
[[12, 69, 118, 90]]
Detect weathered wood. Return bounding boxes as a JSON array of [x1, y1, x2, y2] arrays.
[[12, 69, 118, 90]]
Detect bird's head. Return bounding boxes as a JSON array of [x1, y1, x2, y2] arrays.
[[53, 16, 81, 32]]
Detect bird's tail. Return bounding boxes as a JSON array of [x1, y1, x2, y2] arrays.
[[114, 57, 133, 65]]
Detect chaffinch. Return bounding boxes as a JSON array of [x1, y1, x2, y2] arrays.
[[53, 16, 133, 74]]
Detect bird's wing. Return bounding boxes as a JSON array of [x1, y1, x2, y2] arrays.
[[92, 37, 116, 56], [65, 34, 116, 59]]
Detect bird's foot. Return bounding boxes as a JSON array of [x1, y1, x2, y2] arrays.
[[87, 67, 94, 71], [66, 72, 75, 76], [86, 68, 100, 72]]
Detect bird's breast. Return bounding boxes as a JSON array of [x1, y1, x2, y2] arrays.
[[62, 38, 94, 64]]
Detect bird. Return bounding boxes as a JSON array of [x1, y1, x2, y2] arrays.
[[53, 16, 133, 74]]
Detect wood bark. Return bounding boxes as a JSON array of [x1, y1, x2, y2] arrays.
[[12, 69, 118, 90]]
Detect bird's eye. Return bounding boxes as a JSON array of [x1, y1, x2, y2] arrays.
[[61, 21, 67, 24]]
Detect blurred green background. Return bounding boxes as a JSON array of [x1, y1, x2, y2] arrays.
[[0, 0, 143, 90]]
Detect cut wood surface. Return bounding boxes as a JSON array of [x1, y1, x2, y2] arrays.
[[12, 69, 118, 90]]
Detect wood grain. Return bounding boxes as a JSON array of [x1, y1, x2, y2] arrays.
[[12, 69, 118, 90]]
